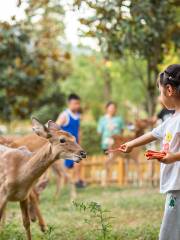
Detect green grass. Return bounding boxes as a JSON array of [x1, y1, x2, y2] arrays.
[[0, 183, 164, 240]]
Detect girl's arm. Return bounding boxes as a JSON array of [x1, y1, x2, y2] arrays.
[[121, 132, 157, 153], [159, 152, 180, 164], [172, 152, 180, 161]]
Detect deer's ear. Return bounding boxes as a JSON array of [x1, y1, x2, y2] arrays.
[[32, 117, 51, 138], [47, 120, 59, 131]]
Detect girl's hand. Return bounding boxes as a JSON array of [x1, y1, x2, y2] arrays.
[[120, 142, 133, 153], [158, 152, 177, 164]]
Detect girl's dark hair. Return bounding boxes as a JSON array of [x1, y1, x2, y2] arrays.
[[106, 101, 117, 109], [159, 64, 180, 95]]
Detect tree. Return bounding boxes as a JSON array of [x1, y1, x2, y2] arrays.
[[0, 21, 44, 120], [0, 0, 72, 121], [74, 0, 180, 115], [21, 0, 72, 121]]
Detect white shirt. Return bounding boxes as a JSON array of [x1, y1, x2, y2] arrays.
[[152, 113, 180, 193]]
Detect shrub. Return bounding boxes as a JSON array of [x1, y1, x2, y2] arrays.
[[32, 104, 62, 123], [81, 122, 101, 155]]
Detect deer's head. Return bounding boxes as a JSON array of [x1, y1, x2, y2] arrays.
[[32, 117, 87, 162]]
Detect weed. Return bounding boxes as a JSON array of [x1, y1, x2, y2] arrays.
[[73, 201, 113, 240]]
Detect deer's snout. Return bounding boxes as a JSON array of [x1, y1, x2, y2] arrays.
[[79, 150, 87, 159]]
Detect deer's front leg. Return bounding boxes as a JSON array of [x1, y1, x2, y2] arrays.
[[20, 199, 32, 240]]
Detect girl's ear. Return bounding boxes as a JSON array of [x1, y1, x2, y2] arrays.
[[166, 84, 174, 96]]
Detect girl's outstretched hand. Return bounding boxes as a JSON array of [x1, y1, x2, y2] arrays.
[[107, 142, 133, 154], [120, 142, 133, 153]]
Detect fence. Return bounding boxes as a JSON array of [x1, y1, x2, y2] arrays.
[[81, 155, 160, 186]]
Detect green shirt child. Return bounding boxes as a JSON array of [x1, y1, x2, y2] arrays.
[[97, 115, 124, 150]]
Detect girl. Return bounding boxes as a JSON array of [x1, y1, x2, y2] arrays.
[[120, 64, 180, 240]]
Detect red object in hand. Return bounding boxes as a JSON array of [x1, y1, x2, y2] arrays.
[[145, 150, 166, 160], [107, 145, 125, 153]]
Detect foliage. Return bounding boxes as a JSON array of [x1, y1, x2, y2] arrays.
[[0, 0, 71, 121], [81, 121, 101, 155], [62, 53, 105, 121], [22, 0, 72, 84], [42, 225, 57, 240], [32, 83, 65, 122], [0, 21, 44, 121], [23, 0, 71, 122], [0, 223, 24, 240], [74, 0, 180, 115], [73, 201, 113, 240], [62, 53, 146, 121]]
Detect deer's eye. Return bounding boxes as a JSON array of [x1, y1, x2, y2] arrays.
[[60, 138, 66, 143]]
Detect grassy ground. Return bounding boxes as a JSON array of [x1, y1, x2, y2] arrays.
[[0, 183, 164, 240]]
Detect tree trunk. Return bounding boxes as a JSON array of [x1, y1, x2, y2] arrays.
[[103, 69, 112, 101], [146, 61, 158, 116]]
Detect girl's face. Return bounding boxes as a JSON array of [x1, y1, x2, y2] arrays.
[[159, 84, 176, 110], [106, 104, 117, 116]]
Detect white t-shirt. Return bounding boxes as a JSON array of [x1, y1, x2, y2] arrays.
[[152, 113, 180, 193]]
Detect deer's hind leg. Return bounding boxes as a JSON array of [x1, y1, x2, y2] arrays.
[[29, 190, 46, 232], [0, 191, 7, 226], [20, 199, 32, 240]]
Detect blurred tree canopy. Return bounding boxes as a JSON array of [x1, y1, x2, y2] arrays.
[[74, 0, 180, 115], [0, 21, 43, 120], [0, 0, 72, 122], [0, 0, 179, 125], [62, 51, 146, 121]]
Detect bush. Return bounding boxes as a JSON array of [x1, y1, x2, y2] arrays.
[[81, 122, 101, 155], [32, 104, 62, 123]]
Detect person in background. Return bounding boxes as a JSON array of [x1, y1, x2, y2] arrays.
[[97, 101, 124, 153], [97, 101, 124, 185], [56, 93, 85, 188]]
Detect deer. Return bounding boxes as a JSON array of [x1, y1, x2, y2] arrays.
[[0, 130, 77, 232], [105, 118, 155, 186], [0, 136, 49, 232], [4, 132, 73, 200], [3, 130, 77, 224], [0, 117, 86, 240]]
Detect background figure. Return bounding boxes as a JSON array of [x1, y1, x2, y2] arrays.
[[98, 101, 124, 152], [97, 101, 124, 185], [56, 93, 85, 188]]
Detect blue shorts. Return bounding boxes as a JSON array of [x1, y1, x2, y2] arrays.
[[64, 159, 74, 169]]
